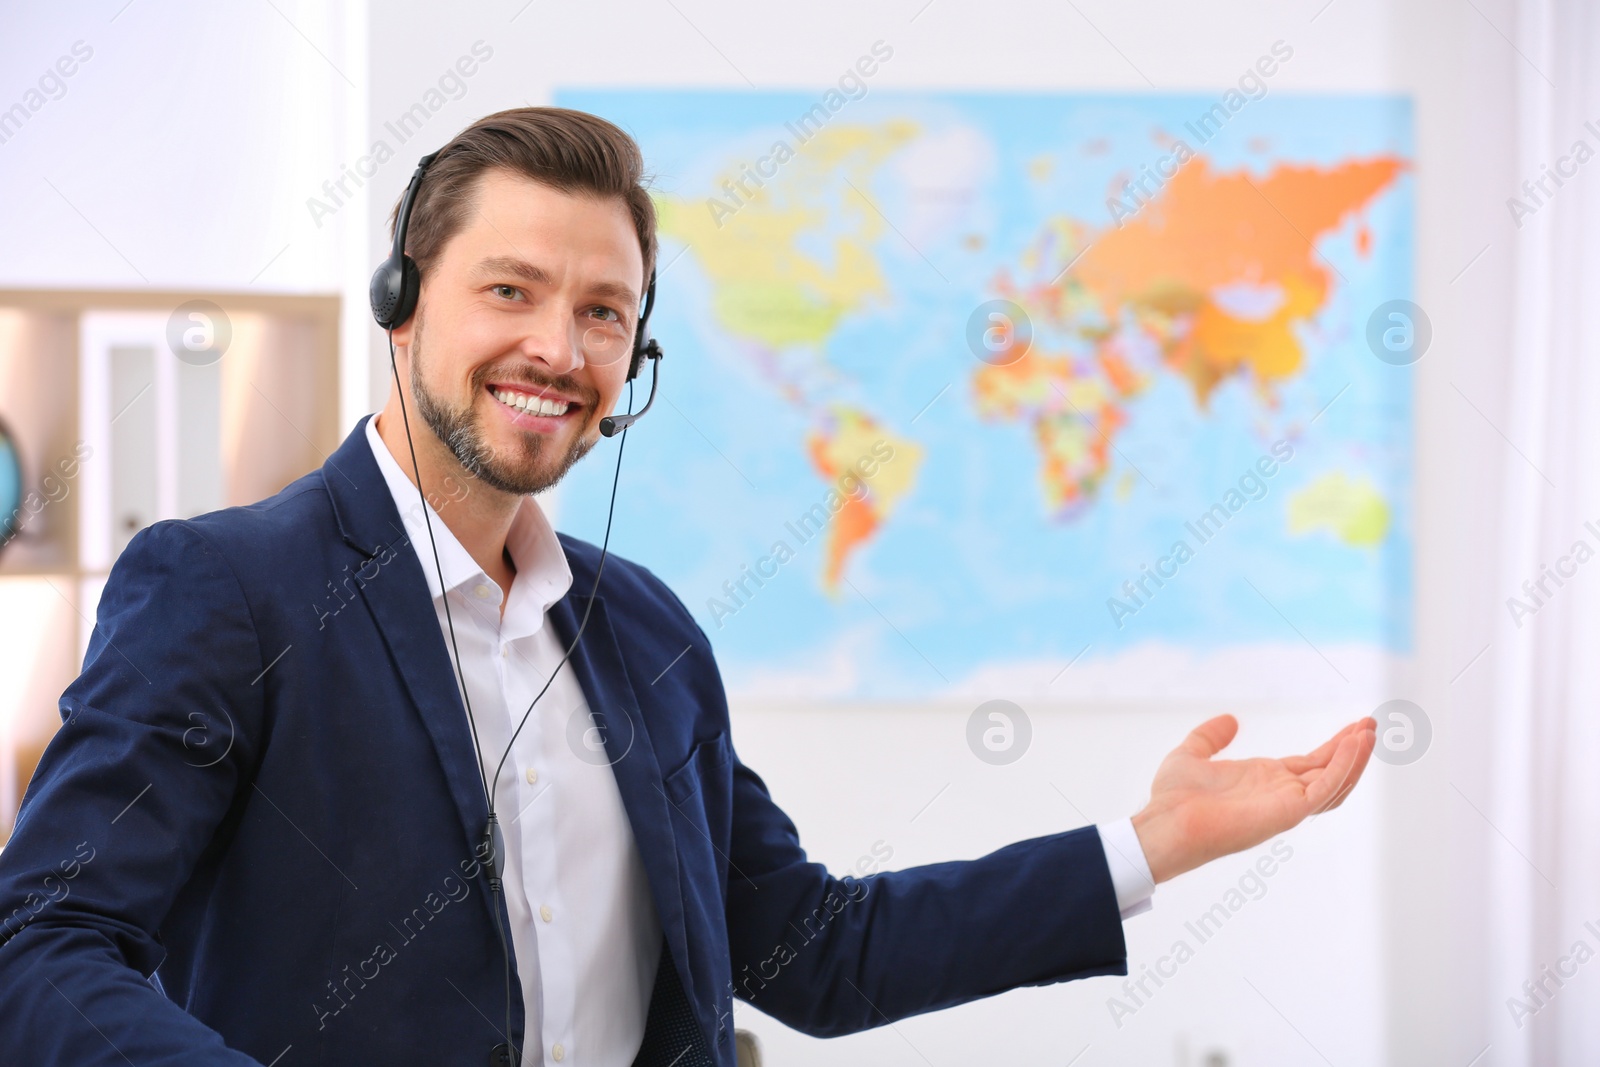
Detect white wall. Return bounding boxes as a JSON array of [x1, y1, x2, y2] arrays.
[[0, 0, 1514, 1063], [0, 2, 358, 293], [0, 0, 371, 427]]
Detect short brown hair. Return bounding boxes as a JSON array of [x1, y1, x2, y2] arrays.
[[393, 106, 656, 289]]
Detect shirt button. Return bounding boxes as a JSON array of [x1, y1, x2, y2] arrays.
[[552, 1044, 565, 1062], [474, 584, 491, 599], [501, 646, 509, 658], [540, 904, 553, 923], [525, 767, 538, 785]]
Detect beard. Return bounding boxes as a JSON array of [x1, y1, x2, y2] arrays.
[[410, 320, 598, 496]]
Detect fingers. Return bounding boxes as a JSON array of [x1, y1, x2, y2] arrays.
[[1321, 722, 1377, 810], [1305, 722, 1376, 813], [1177, 713, 1239, 759], [1282, 717, 1368, 774], [1304, 733, 1358, 812]]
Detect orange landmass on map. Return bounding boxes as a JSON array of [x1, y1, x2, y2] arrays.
[[979, 154, 1407, 517], [804, 407, 923, 592], [807, 440, 878, 590], [1077, 155, 1406, 405]]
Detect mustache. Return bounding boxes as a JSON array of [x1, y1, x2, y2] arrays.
[[470, 362, 599, 406]]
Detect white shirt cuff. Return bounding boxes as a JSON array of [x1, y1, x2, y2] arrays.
[[1096, 817, 1156, 920]]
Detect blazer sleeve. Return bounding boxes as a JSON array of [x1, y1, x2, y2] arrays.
[[0, 520, 267, 1065], [722, 747, 1130, 1037]]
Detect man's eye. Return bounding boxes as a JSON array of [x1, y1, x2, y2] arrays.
[[589, 306, 620, 322], [492, 285, 522, 300]]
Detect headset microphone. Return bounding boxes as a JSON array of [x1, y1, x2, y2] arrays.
[[371, 147, 662, 1065], [599, 338, 660, 437]]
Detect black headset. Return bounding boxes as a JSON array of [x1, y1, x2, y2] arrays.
[[369, 150, 664, 434], [369, 146, 662, 1065]]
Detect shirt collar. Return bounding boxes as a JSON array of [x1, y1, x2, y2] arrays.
[[364, 413, 574, 622]]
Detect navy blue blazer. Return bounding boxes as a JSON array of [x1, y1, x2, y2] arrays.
[[0, 416, 1129, 1065]]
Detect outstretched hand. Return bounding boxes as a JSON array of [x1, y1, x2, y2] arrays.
[[1129, 714, 1377, 885]]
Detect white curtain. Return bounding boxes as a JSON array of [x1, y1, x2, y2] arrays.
[[1483, 0, 1600, 1060]]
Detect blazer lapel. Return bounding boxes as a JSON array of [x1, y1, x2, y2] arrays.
[[546, 589, 695, 1013], [320, 418, 491, 867], [356, 544, 494, 855]]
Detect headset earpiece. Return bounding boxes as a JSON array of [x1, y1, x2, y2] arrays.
[[627, 268, 659, 381], [370, 151, 438, 331], [369, 254, 421, 331]]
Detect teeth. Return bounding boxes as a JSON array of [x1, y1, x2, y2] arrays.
[[492, 387, 569, 417]]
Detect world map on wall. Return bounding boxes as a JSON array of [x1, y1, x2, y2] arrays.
[[555, 89, 1414, 702]]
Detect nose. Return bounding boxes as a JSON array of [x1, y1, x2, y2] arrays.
[[518, 304, 585, 377]]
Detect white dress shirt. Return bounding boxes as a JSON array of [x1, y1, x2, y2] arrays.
[[366, 414, 1155, 1062], [1098, 817, 1156, 920], [367, 415, 661, 1067]]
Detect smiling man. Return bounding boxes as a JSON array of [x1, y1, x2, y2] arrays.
[[0, 108, 1376, 1067]]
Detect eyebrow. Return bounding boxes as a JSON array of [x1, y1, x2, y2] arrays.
[[473, 255, 640, 312]]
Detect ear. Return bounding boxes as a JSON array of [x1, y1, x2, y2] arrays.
[[389, 282, 421, 350], [390, 316, 416, 350]]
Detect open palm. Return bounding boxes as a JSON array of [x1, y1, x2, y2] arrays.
[[1131, 714, 1377, 884]]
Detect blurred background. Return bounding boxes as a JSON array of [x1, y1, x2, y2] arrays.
[[1, 0, 1597, 1063]]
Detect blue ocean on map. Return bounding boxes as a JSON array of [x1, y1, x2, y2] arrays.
[[552, 87, 1414, 703]]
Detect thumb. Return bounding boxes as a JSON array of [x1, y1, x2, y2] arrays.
[[1177, 713, 1239, 759]]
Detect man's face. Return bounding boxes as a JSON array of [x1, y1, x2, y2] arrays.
[[394, 169, 644, 496]]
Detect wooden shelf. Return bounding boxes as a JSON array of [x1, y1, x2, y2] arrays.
[[0, 289, 341, 838]]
